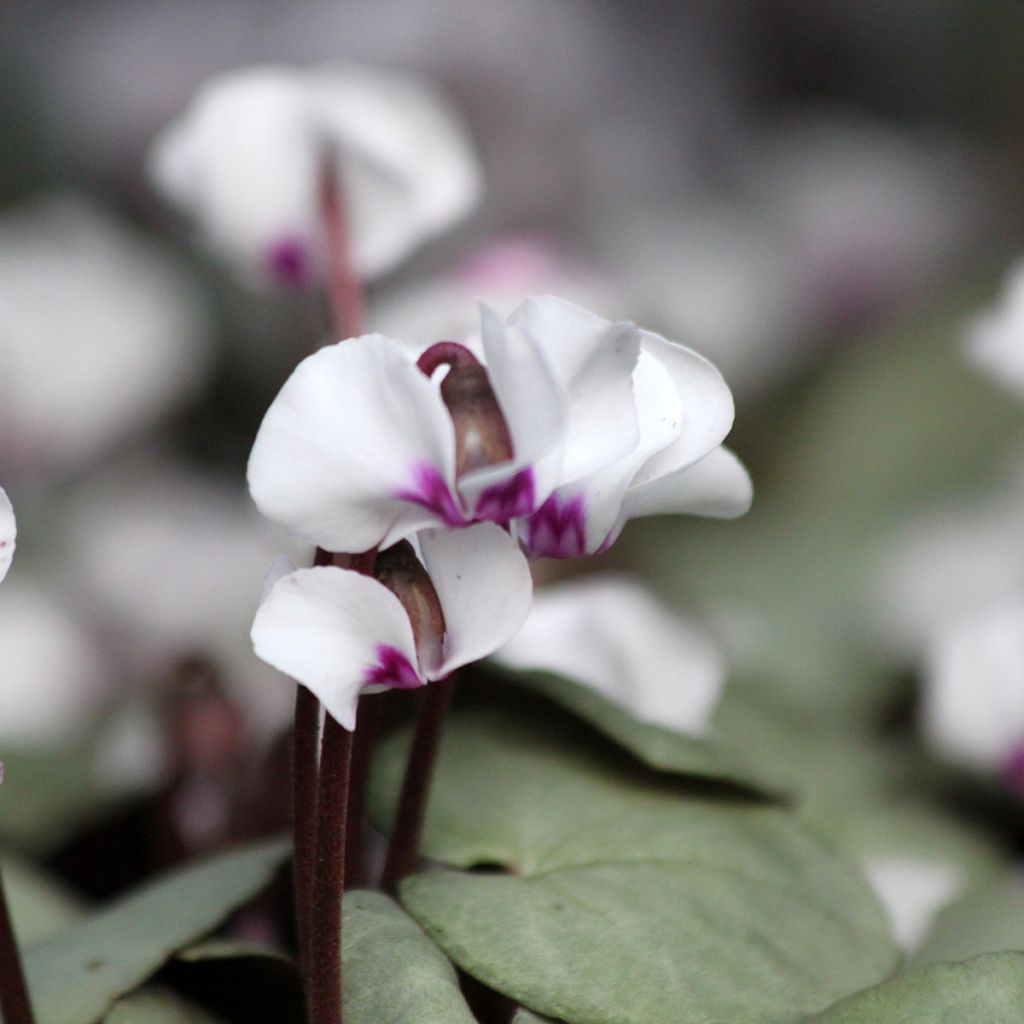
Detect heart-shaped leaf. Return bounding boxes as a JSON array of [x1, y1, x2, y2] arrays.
[[23, 838, 287, 1024], [807, 951, 1024, 1021], [2, 852, 82, 945], [103, 988, 225, 1024]]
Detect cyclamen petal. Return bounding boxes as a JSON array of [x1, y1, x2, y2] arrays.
[[252, 566, 421, 730], [247, 335, 460, 552], [0, 488, 15, 584], [497, 575, 726, 737], [149, 63, 481, 287]]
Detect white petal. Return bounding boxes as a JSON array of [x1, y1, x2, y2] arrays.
[[623, 446, 753, 523], [497, 575, 725, 737], [417, 523, 534, 679], [510, 296, 642, 484], [639, 329, 736, 471], [457, 304, 568, 521], [0, 488, 15, 584], [149, 67, 323, 289], [965, 259, 1024, 402], [252, 566, 421, 731], [308, 63, 482, 280], [862, 856, 965, 952], [922, 597, 1024, 773], [248, 335, 461, 552]]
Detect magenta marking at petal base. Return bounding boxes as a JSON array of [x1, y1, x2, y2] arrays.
[[1002, 745, 1024, 796], [265, 237, 310, 288], [396, 463, 467, 528], [474, 468, 536, 524], [365, 645, 423, 691], [525, 492, 587, 558]]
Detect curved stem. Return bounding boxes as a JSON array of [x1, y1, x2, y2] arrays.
[[0, 862, 36, 1024], [319, 149, 364, 340], [380, 677, 455, 894], [308, 716, 354, 1024]]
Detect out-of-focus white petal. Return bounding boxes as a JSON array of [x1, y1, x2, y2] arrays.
[[252, 566, 421, 731], [965, 260, 1024, 402], [248, 335, 460, 553], [0, 197, 209, 475], [623, 445, 753, 523], [0, 582, 109, 746], [307, 63, 482, 279], [922, 597, 1024, 775], [496, 575, 725, 737], [0, 488, 14, 583], [510, 296, 642, 485], [640, 329, 735, 472], [149, 63, 480, 287], [418, 523, 533, 678], [459, 304, 567, 520], [862, 856, 965, 953]]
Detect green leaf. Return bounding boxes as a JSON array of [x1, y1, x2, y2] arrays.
[[808, 952, 1024, 1022], [2, 852, 82, 945], [496, 666, 774, 795], [914, 874, 1024, 967], [343, 890, 478, 1023], [103, 988, 225, 1024], [23, 838, 288, 1024], [376, 700, 898, 1024]]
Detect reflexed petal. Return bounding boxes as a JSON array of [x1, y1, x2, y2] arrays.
[[252, 566, 421, 731], [640, 329, 735, 470], [308, 64, 482, 280], [496, 575, 726, 737], [418, 523, 534, 678], [459, 304, 568, 520], [622, 445, 753, 524], [862, 856, 965, 953], [529, 348, 683, 556], [149, 68, 323, 289], [247, 335, 460, 552], [510, 296, 642, 484], [0, 487, 14, 583], [922, 598, 1024, 774]]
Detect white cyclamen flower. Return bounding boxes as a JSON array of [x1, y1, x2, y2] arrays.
[[0, 487, 15, 583], [496, 574, 726, 736], [248, 295, 751, 558], [252, 523, 531, 730], [149, 63, 481, 288], [922, 595, 1024, 792], [965, 259, 1024, 401]]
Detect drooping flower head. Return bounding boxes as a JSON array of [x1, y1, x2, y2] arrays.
[[247, 295, 751, 559], [148, 63, 482, 289], [496, 574, 726, 737], [0, 487, 15, 584], [252, 523, 532, 729]]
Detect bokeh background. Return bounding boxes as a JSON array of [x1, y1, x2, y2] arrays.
[[3, 0, 1024, 958]]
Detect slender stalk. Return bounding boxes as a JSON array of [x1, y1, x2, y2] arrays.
[[308, 716, 354, 1024], [319, 149, 364, 340], [0, 862, 36, 1024], [380, 677, 455, 894], [292, 684, 321, 972], [344, 692, 383, 890]]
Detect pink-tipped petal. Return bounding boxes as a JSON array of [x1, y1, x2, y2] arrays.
[[252, 565, 421, 731], [417, 522, 534, 679], [247, 334, 459, 552]]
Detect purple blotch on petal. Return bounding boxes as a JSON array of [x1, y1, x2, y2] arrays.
[[365, 645, 423, 690], [474, 468, 536, 525], [396, 463, 467, 528], [525, 492, 588, 558], [266, 237, 311, 288], [1002, 745, 1024, 796]]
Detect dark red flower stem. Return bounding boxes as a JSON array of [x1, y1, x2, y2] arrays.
[[320, 148, 364, 340], [292, 683, 321, 974], [343, 692, 383, 889], [380, 676, 455, 895], [307, 715, 354, 1024], [0, 862, 35, 1024]]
